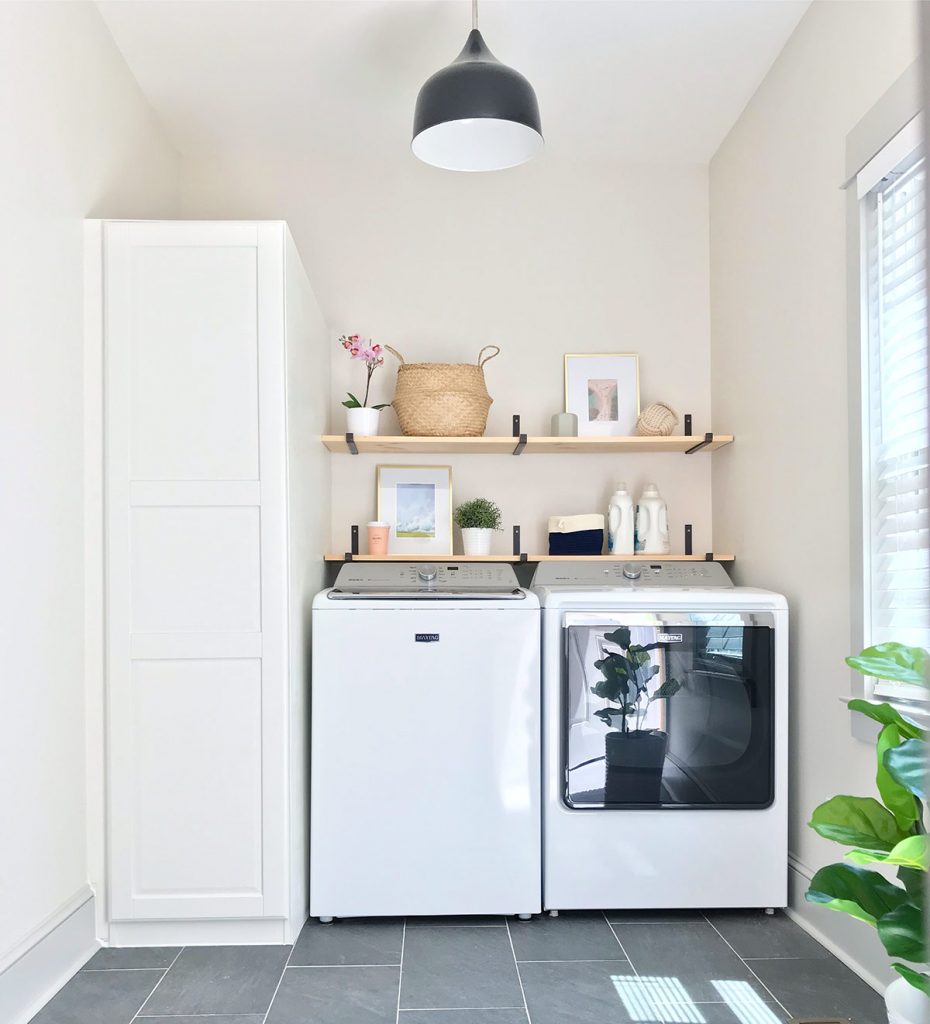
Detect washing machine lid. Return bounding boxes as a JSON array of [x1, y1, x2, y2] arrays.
[[531, 560, 734, 589], [329, 561, 525, 600]]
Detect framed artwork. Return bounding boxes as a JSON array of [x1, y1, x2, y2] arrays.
[[564, 353, 640, 436], [376, 465, 453, 556]]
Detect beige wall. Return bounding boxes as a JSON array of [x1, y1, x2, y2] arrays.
[[709, 0, 918, 986], [0, 0, 178, 965], [182, 157, 714, 555]]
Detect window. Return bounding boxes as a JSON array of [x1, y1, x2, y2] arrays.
[[858, 119, 929, 700]]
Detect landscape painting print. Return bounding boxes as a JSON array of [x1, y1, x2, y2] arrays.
[[587, 378, 619, 422], [396, 482, 436, 538]]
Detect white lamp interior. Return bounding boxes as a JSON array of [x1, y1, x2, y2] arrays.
[[412, 118, 544, 172]]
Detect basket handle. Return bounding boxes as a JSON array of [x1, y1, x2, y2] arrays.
[[385, 345, 406, 365], [477, 345, 501, 367]]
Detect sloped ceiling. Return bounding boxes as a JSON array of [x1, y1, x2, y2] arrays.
[[98, 0, 810, 165]]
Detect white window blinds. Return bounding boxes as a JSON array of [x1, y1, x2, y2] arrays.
[[861, 133, 929, 687]]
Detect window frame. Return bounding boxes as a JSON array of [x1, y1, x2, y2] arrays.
[[844, 61, 924, 736], [857, 118, 926, 705]]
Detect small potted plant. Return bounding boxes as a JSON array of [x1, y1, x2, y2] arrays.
[[591, 628, 681, 803], [340, 334, 390, 436], [454, 498, 503, 556], [806, 642, 929, 1024]]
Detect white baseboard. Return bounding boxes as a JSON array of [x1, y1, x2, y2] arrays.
[[0, 886, 98, 1024], [787, 855, 895, 995], [108, 917, 289, 946]]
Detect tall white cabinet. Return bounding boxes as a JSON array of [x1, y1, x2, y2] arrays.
[[91, 221, 328, 945]]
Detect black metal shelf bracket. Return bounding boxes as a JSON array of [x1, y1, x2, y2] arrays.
[[684, 414, 693, 437], [345, 432, 359, 455], [684, 524, 693, 556], [344, 524, 359, 561], [513, 525, 527, 562], [705, 552, 715, 562], [685, 432, 714, 455], [512, 414, 527, 455]]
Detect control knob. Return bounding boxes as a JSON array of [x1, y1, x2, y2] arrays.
[[622, 563, 642, 580]]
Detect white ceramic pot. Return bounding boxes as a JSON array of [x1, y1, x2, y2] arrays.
[[461, 528, 493, 556], [887, 977, 930, 1024], [346, 406, 380, 436]]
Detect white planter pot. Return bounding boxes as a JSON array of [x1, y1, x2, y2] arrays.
[[461, 528, 494, 556], [346, 406, 381, 436], [887, 977, 930, 1024]]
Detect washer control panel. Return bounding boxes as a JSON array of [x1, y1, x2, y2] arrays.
[[332, 562, 523, 598], [532, 560, 733, 588]]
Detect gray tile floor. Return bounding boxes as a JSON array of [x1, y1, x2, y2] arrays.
[[30, 910, 887, 1024]]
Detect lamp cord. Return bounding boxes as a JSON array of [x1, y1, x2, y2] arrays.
[[472, 0, 478, 30]]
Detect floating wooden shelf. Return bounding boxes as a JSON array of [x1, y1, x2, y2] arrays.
[[321, 434, 733, 455], [324, 553, 735, 563]]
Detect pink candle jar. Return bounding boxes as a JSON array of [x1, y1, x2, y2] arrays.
[[368, 521, 390, 557]]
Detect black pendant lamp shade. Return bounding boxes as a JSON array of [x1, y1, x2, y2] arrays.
[[412, 27, 543, 172]]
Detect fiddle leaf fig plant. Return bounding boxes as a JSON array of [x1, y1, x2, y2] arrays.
[[805, 642, 929, 997], [591, 627, 681, 734]]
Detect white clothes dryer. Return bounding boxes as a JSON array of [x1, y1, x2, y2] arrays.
[[311, 561, 541, 920], [532, 560, 788, 912]]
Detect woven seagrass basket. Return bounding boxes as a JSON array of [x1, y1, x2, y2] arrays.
[[386, 345, 500, 436]]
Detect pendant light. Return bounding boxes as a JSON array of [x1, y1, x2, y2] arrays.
[[412, 0, 543, 172]]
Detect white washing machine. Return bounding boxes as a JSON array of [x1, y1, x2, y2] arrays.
[[532, 560, 788, 912], [310, 562, 541, 920]]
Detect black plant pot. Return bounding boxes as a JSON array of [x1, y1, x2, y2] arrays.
[[604, 729, 669, 804]]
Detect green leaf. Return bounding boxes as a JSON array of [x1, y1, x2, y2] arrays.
[[342, 392, 362, 409], [847, 643, 929, 686], [897, 866, 926, 902], [604, 628, 631, 650], [805, 862, 910, 926], [846, 835, 930, 870], [878, 903, 927, 962], [652, 677, 682, 700], [878, 724, 919, 829], [371, 403, 391, 410], [809, 795, 908, 851], [893, 963, 930, 997], [885, 739, 928, 799], [848, 699, 925, 740]]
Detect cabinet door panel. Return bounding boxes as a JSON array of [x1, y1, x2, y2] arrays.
[[105, 222, 287, 922], [131, 659, 263, 918], [129, 244, 259, 482], [130, 507, 261, 634]]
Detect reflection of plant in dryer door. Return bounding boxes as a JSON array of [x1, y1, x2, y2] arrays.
[[396, 483, 436, 538], [587, 378, 618, 421]]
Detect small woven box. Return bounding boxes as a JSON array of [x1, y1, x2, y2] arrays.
[[636, 402, 679, 437]]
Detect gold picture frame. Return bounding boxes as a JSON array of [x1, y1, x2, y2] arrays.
[[564, 353, 641, 436], [376, 464, 454, 556]]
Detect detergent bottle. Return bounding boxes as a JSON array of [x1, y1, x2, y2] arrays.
[[607, 483, 635, 555], [635, 483, 670, 554]]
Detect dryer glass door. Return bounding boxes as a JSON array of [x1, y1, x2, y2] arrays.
[[563, 614, 775, 809]]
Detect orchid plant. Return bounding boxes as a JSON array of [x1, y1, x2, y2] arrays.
[[340, 334, 390, 410]]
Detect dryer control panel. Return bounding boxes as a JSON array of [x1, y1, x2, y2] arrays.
[[531, 560, 734, 588]]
